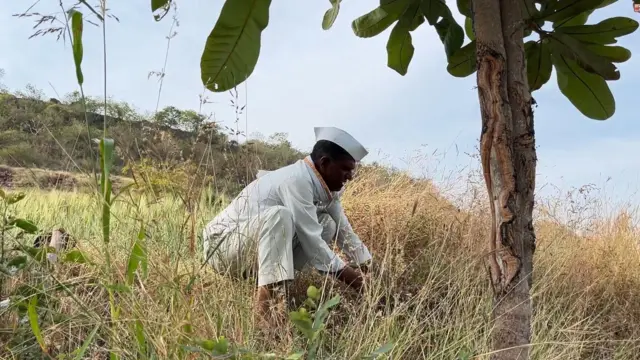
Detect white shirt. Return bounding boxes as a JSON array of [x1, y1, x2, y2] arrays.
[[203, 156, 371, 272]]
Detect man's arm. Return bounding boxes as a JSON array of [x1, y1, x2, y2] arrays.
[[278, 179, 345, 273], [326, 198, 372, 267]]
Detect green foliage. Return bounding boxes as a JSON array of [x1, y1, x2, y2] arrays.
[[433, 9, 464, 58], [536, 0, 604, 24], [456, 0, 471, 17], [322, 0, 341, 30], [73, 323, 101, 359], [548, 32, 620, 80], [200, 0, 272, 92], [421, 0, 447, 26], [351, 6, 402, 38], [64, 249, 89, 264], [554, 17, 638, 44], [525, 41, 552, 91], [151, 0, 171, 20], [287, 285, 394, 359], [69, 10, 84, 86], [194, 0, 637, 121], [551, 50, 615, 120], [8, 218, 38, 234], [464, 17, 474, 41], [126, 224, 148, 286], [584, 44, 631, 63], [386, 4, 418, 75], [0, 90, 305, 198], [446, 41, 476, 77], [154, 105, 206, 132], [3, 191, 25, 205], [27, 296, 46, 352]]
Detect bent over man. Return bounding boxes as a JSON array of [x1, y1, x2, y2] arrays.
[[202, 126, 372, 324]]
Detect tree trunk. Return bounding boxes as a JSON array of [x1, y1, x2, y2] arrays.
[[471, 0, 537, 358]]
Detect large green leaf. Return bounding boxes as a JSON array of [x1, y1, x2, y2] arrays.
[[69, 10, 84, 86], [551, 52, 615, 120], [456, 0, 471, 17], [381, 0, 412, 10], [556, 17, 639, 44], [597, 0, 619, 9], [434, 12, 464, 58], [446, 41, 476, 77], [322, 0, 341, 30], [387, 6, 416, 76], [553, 10, 591, 28], [549, 33, 620, 80], [200, 0, 271, 92], [409, 12, 425, 31], [401, 2, 424, 32], [151, 0, 171, 21], [464, 17, 474, 41], [584, 44, 631, 63], [352, 7, 400, 38], [421, 0, 448, 25], [352, 0, 410, 38], [8, 218, 38, 234], [151, 0, 170, 12], [526, 41, 552, 91], [521, 0, 540, 20], [538, 0, 604, 23]]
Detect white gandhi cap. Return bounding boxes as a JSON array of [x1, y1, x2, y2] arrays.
[[314, 126, 368, 162]]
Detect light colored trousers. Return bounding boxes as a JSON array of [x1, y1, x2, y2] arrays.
[[205, 206, 339, 287]]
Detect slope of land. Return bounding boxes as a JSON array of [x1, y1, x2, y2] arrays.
[[0, 92, 303, 195]]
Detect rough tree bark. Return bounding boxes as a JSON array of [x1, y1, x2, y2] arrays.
[[472, 0, 537, 358]]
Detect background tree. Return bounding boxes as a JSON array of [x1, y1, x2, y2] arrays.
[[149, 0, 637, 357], [154, 105, 207, 132]]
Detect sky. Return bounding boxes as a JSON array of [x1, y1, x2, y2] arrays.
[[1, 0, 639, 209]]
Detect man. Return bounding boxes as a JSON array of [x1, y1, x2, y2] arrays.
[[202, 126, 372, 324]]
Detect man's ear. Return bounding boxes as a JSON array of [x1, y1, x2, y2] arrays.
[[317, 155, 331, 169]]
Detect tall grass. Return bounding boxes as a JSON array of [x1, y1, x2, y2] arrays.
[[1, 164, 640, 359]]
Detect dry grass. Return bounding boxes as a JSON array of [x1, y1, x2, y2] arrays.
[[1, 165, 640, 359]]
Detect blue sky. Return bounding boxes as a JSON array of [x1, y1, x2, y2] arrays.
[[1, 0, 639, 207]]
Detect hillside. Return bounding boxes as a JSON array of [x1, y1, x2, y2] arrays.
[[0, 91, 304, 194]]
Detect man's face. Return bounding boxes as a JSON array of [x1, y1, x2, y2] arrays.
[[317, 156, 356, 192]]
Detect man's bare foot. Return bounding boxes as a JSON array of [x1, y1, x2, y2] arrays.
[[253, 283, 290, 341]]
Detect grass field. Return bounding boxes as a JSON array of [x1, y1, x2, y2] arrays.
[[1, 165, 640, 359]]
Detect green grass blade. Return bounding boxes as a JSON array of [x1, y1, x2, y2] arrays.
[[27, 296, 46, 353], [99, 138, 115, 244], [73, 323, 101, 360]]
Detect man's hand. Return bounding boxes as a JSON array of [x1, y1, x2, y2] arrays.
[[349, 260, 371, 275], [331, 265, 365, 292]]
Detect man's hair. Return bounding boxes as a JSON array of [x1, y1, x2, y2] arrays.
[[310, 140, 354, 162]]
